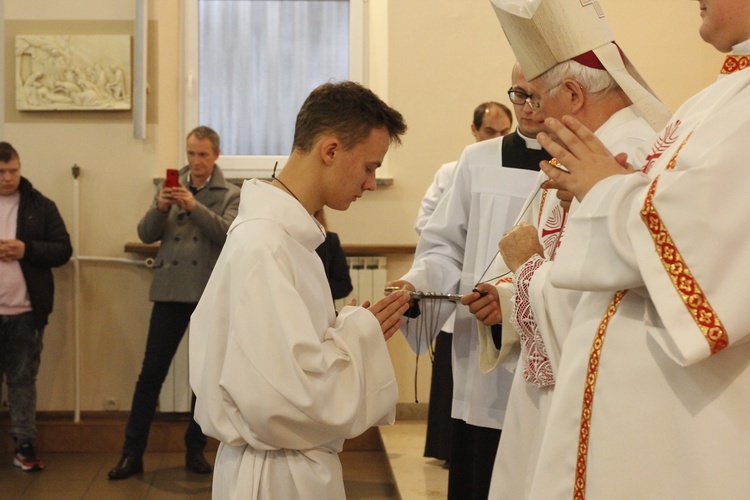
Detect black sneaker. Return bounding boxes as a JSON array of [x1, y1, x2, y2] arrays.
[[14, 442, 44, 471]]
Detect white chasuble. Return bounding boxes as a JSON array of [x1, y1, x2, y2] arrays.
[[190, 180, 397, 499], [486, 105, 656, 500], [530, 66, 750, 499]]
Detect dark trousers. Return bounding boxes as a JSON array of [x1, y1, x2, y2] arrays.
[[423, 330, 453, 461], [0, 312, 43, 445], [122, 302, 206, 457], [448, 418, 501, 500]]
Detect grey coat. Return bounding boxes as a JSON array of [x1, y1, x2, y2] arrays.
[[137, 164, 241, 303]]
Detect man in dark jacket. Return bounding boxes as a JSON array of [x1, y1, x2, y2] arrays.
[[0, 141, 72, 471], [108, 126, 241, 480]]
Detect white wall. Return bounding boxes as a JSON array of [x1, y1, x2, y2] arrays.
[[2, 0, 724, 412], [3, 0, 173, 412]]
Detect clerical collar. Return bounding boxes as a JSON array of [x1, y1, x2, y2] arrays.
[[733, 39, 750, 55], [720, 39, 750, 75], [515, 128, 543, 150]]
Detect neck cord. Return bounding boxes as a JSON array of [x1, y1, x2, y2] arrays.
[[271, 161, 302, 204], [273, 177, 302, 204], [473, 181, 543, 286], [474, 158, 562, 286], [271, 162, 326, 240]]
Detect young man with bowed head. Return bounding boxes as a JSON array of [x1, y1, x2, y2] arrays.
[[189, 81, 410, 499]]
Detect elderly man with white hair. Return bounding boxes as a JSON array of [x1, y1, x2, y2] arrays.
[[461, 0, 670, 498]]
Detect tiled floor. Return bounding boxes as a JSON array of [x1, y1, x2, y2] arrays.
[[0, 421, 447, 499], [381, 421, 449, 500], [0, 451, 214, 499]]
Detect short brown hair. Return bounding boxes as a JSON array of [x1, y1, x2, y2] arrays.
[[188, 126, 221, 153], [0, 142, 20, 163], [473, 102, 513, 130], [292, 81, 407, 153]]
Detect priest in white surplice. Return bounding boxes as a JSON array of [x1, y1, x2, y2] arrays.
[[526, 1, 750, 498], [189, 82, 409, 499], [386, 66, 551, 499]]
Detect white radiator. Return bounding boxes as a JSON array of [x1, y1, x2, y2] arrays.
[[335, 256, 388, 310], [159, 255, 388, 413]]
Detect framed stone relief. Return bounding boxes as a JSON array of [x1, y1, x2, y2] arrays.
[[15, 35, 132, 111]]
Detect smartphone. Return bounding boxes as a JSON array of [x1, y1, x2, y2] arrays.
[[165, 169, 179, 188]]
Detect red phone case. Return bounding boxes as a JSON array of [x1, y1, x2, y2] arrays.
[[165, 169, 179, 188]]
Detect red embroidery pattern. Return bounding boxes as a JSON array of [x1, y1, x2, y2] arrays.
[[511, 255, 554, 387], [640, 134, 729, 355], [538, 158, 567, 259], [721, 55, 750, 74], [641, 120, 681, 174], [541, 206, 567, 259], [574, 290, 628, 500]]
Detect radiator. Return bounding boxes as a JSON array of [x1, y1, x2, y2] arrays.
[[335, 256, 388, 310], [159, 255, 389, 413]]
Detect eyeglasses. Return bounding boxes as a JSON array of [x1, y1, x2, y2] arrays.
[[507, 87, 543, 109]]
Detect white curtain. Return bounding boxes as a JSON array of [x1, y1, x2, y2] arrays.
[[199, 0, 350, 156]]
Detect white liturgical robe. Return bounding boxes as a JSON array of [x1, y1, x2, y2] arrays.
[[415, 160, 459, 334], [190, 180, 398, 499], [484, 105, 656, 500], [402, 131, 547, 429], [530, 60, 750, 498]]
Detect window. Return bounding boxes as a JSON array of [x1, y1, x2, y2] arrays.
[[181, 0, 366, 178]]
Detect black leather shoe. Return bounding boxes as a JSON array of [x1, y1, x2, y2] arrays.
[[108, 455, 144, 480], [185, 450, 212, 474]]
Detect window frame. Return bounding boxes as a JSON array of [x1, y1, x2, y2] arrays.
[[179, 0, 367, 179]]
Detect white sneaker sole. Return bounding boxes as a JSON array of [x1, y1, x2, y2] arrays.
[[13, 456, 44, 471]]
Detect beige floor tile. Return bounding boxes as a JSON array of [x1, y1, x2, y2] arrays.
[[380, 421, 449, 500], [20, 478, 93, 494], [0, 422, 442, 499], [341, 450, 399, 499], [20, 492, 89, 500]]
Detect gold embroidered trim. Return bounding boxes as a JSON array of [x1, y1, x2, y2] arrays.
[[721, 54, 750, 74], [537, 158, 560, 226], [538, 189, 548, 227], [574, 290, 627, 500], [640, 133, 729, 355]]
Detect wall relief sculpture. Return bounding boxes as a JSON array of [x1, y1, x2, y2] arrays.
[[15, 35, 132, 111]]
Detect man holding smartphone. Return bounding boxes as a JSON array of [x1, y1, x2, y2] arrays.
[[108, 126, 241, 480]]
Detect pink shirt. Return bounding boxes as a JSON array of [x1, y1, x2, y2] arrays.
[[0, 191, 32, 314]]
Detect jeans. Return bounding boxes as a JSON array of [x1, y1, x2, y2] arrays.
[[122, 302, 206, 457], [0, 312, 43, 445]]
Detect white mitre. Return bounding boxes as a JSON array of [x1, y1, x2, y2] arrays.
[[490, 0, 671, 131]]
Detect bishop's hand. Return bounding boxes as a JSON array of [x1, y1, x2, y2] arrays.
[[500, 223, 544, 273], [537, 115, 632, 201]]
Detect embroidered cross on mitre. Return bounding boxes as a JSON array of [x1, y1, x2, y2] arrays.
[[721, 55, 750, 74]]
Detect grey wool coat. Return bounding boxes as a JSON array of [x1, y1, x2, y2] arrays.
[[137, 164, 241, 303]]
